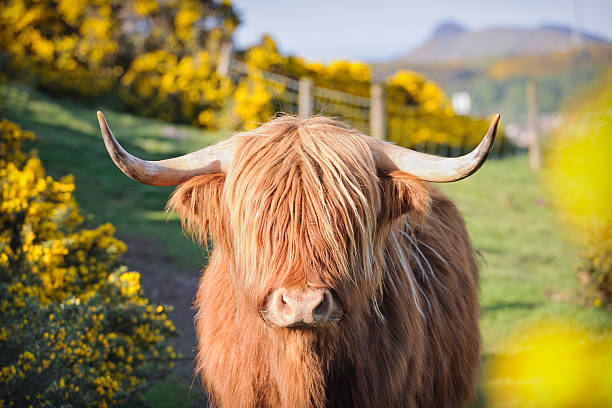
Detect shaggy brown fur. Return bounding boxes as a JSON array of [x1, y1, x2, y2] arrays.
[[168, 116, 481, 408]]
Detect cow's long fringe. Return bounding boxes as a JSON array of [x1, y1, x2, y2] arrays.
[[168, 115, 481, 408]]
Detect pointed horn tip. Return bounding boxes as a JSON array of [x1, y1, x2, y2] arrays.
[[96, 111, 109, 131], [492, 113, 501, 128], [482, 114, 500, 144]]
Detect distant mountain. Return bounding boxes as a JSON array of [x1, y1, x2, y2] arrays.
[[370, 21, 612, 125], [391, 21, 610, 65]]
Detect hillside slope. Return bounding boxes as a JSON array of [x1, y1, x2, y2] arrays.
[[394, 21, 609, 65]]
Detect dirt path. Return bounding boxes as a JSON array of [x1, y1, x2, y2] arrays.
[[117, 233, 207, 406]]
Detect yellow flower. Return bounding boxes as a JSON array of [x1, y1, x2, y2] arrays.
[[119, 272, 141, 297], [486, 320, 612, 407], [134, 0, 158, 15]]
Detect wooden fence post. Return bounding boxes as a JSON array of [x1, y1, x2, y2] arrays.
[[527, 79, 541, 170], [298, 77, 314, 118], [216, 40, 233, 77], [370, 83, 386, 140]]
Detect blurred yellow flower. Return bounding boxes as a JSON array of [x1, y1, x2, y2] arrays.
[[118, 272, 141, 297], [547, 118, 612, 230], [486, 320, 612, 407], [134, 0, 158, 15]]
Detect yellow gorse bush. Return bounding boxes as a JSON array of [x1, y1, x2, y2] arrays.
[[0, 0, 238, 101], [386, 69, 503, 150], [387, 70, 453, 114], [228, 36, 373, 129], [231, 35, 286, 129], [576, 224, 612, 308], [0, 111, 177, 407], [0, 0, 120, 96], [121, 49, 233, 127]]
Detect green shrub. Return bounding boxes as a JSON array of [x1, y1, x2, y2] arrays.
[[0, 110, 177, 407], [577, 223, 612, 308]]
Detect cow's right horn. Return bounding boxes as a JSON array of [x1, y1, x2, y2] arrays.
[[97, 111, 237, 186]]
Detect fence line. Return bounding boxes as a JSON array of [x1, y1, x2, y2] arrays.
[[227, 56, 519, 158], [230, 59, 300, 91], [313, 86, 370, 108]]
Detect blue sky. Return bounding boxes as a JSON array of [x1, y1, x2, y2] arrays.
[[231, 0, 612, 62]]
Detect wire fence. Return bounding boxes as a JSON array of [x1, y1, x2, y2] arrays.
[[230, 60, 300, 115], [229, 58, 520, 158], [313, 86, 370, 133]]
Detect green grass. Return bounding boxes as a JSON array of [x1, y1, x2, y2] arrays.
[[3, 83, 611, 405], [144, 375, 204, 408], [439, 157, 612, 351]]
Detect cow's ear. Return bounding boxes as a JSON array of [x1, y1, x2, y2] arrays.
[[380, 170, 433, 224], [167, 173, 227, 244]]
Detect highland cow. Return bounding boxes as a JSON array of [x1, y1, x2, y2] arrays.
[[97, 112, 500, 408]]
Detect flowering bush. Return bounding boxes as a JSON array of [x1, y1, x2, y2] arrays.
[[231, 35, 287, 129], [0, 112, 177, 407], [386, 69, 504, 150], [387, 70, 453, 114], [120, 50, 233, 127], [576, 224, 612, 308], [117, 0, 238, 128], [0, 0, 238, 104], [386, 107, 499, 150], [307, 60, 372, 97], [0, 0, 121, 96], [229, 36, 373, 128]]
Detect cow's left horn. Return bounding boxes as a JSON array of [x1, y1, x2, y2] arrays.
[[97, 111, 237, 186], [374, 114, 500, 183]]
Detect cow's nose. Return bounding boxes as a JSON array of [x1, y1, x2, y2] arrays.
[[264, 287, 342, 328]]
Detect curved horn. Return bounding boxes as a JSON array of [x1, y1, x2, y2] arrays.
[[374, 114, 500, 182], [97, 111, 237, 186]]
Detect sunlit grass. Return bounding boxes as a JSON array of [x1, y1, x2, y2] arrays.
[[145, 375, 205, 408], [438, 155, 605, 351]]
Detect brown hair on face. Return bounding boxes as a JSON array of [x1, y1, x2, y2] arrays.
[[168, 115, 481, 408]]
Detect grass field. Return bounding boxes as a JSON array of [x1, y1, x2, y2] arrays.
[[442, 155, 612, 350], [3, 83, 611, 406]]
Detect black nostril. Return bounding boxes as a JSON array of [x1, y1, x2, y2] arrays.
[[313, 292, 329, 320]]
